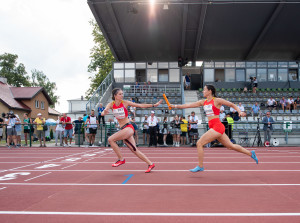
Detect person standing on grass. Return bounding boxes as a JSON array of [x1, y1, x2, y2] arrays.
[[55, 115, 64, 146], [85, 109, 98, 147], [170, 84, 259, 172], [101, 88, 162, 173]]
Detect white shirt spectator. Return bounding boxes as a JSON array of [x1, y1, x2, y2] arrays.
[[287, 98, 294, 105], [147, 116, 158, 127], [237, 104, 245, 112], [219, 112, 226, 122], [267, 98, 276, 106], [220, 106, 225, 112], [189, 115, 199, 129], [230, 107, 236, 112], [56, 119, 64, 131]]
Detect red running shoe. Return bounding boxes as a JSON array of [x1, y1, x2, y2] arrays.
[[145, 163, 155, 173], [112, 159, 125, 167]]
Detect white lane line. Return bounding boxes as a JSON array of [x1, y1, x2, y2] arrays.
[[0, 187, 7, 190], [0, 149, 101, 173], [61, 164, 78, 170], [4, 169, 300, 172], [24, 172, 52, 182], [0, 183, 300, 187], [0, 211, 300, 216], [1, 161, 300, 164]]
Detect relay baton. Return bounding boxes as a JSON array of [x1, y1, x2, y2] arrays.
[[163, 93, 172, 110]]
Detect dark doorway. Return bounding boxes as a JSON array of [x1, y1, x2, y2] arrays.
[[215, 69, 225, 82], [136, 69, 146, 83]]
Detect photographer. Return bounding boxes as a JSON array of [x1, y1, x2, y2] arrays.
[[0, 114, 4, 143], [4, 111, 19, 148]]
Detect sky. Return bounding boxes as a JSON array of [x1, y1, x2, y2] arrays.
[[0, 0, 95, 113]]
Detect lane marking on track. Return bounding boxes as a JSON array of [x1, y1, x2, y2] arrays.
[[122, 174, 134, 184], [2, 161, 300, 164], [1, 183, 300, 187], [0, 149, 101, 173], [3, 169, 300, 172], [61, 164, 78, 170], [0, 187, 7, 190], [0, 211, 300, 216], [24, 172, 52, 182]]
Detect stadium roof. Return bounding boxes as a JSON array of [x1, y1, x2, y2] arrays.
[[88, 0, 300, 62]]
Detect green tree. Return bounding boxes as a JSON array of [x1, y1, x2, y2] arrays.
[[0, 53, 31, 87], [86, 20, 115, 99], [30, 69, 59, 107]]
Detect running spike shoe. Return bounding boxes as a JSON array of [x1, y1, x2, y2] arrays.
[[251, 151, 259, 164], [112, 159, 125, 167], [145, 163, 155, 173], [189, 166, 204, 173]]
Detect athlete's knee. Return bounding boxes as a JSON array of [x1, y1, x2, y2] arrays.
[[196, 140, 205, 148], [108, 136, 115, 143]]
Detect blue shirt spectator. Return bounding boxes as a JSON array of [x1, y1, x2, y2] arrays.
[[251, 102, 260, 116]]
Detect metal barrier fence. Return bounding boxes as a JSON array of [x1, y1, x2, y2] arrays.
[[0, 121, 299, 148]]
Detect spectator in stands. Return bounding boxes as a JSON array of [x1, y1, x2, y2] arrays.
[[86, 109, 99, 147], [147, 81, 152, 93], [130, 117, 139, 145], [14, 114, 22, 147], [23, 113, 31, 146], [189, 111, 199, 146], [170, 115, 181, 147], [262, 111, 275, 143], [243, 86, 248, 93], [33, 113, 46, 147], [129, 105, 136, 117], [128, 110, 134, 120], [295, 96, 300, 110], [135, 81, 140, 92], [220, 105, 225, 113], [184, 73, 191, 90], [162, 117, 168, 146], [98, 103, 105, 125], [230, 106, 239, 121], [251, 102, 260, 116], [142, 115, 149, 145], [148, 111, 158, 147], [225, 113, 234, 139], [180, 116, 188, 146], [267, 96, 277, 111], [252, 77, 258, 93], [55, 115, 63, 146], [279, 97, 287, 111], [219, 109, 226, 122], [143, 82, 148, 93], [61, 113, 73, 147], [287, 96, 295, 111]]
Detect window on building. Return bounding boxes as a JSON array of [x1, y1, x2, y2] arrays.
[[204, 69, 214, 82], [35, 100, 39, 108], [114, 70, 124, 82], [41, 101, 45, 110], [268, 69, 277, 81], [257, 69, 267, 81], [147, 69, 158, 82], [125, 63, 135, 69], [169, 69, 180, 82], [257, 62, 267, 68], [236, 69, 246, 82], [114, 63, 124, 69], [124, 70, 135, 82], [158, 62, 168, 69], [278, 69, 288, 82], [158, 69, 168, 82], [278, 62, 288, 68], [246, 69, 256, 82], [204, 62, 214, 68], [268, 62, 277, 68], [136, 63, 146, 69], [289, 69, 298, 81], [246, 62, 256, 68], [215, 62, 224, 68], [225, 69, 235, 82], [236, 62, 245, 68], [225, 62, 235, 68]]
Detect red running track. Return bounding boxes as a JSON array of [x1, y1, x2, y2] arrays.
[[0, 146, 300, 222]]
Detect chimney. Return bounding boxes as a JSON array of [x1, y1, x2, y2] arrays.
[[0, 77, 7, 84]]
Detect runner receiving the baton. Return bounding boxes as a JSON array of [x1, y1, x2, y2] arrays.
[[101, 88, 163, 173]]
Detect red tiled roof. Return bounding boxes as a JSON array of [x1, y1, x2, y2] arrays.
[[10, 87, 43, 99], [48, 107, 61, 115], [0, 82, 31, 111]]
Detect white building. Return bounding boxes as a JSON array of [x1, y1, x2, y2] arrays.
[[67, 96, 88, 121]]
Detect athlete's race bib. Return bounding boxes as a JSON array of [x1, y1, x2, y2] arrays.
[[204, 104, 214, 117], [113, 107, 126, 119]]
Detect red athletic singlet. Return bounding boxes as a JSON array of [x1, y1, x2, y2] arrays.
[[203, 98, 220, 117], [112, 101, 128, 120]]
